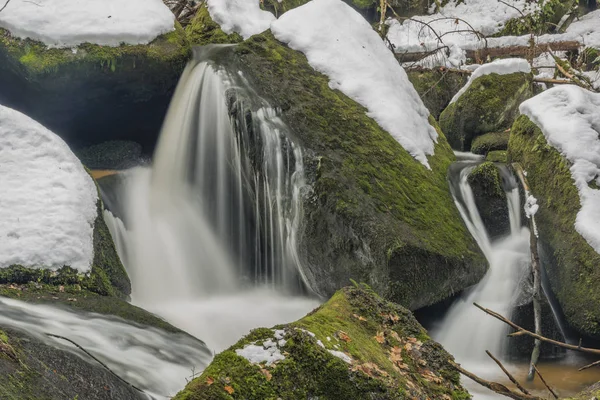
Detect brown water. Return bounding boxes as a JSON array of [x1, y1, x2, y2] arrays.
[[90, 170, 118, 179], [464, 355, 600, 399]]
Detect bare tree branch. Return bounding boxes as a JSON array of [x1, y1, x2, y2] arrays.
[[0, 0, 12, 13], [486, 350, 530, 395], [533, 365, 558, 399], [578, 359, 600, 372]]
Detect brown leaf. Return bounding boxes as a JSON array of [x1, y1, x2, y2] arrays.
[[260, 368, 272, 381], [224, 385, 234, 394], [352, 362, 389, 378], [389, 346, 403, 364], [205, 377, 214, 386], [389, 331, 402, 343], [353, 314, 367, 321], [374, 331, 385, 344], [338, 331, 351, 342]]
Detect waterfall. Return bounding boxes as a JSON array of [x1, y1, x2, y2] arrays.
[[435, 157, 530, 396], [102, 49, 319, 351]]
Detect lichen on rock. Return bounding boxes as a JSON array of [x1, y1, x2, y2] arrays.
[[173, 286, 470, 400], [439, 72, 534, 151]]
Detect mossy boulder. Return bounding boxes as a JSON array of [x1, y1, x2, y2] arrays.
[[439, 72, 534, 151], [508, 115, 600, 339], [0, 23, 191, 151], [486, 150, 508, 163], [224, 31, 485, 310], [565, 382, 600, 400], [471, 131, 510, 155], [467, 162, 510, 239], [173, 286, 469, 400], [407, 68, 470, 120]]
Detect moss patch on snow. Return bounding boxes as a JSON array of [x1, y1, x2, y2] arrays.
[[439, 72, 534, 151], [508, 115, 600, 339], [173, 286, 469, 400], [232, 31, 485, 310]]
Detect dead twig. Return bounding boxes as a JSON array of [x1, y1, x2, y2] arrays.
[[473, 303, 600, 356], [0, 0, 11, 13], [486, 350, 530, 395], [578, 359, 600, 372], [533, 365, 559, 399], [449, 360, 545, 400]]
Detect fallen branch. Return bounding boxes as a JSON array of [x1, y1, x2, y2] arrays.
[[449, 360, 545, 400], [46, 333, 148, 395], [473, 303, 600, 356], [578, 359, 600, 372], [0, 0, 11, 13], [533, 365, 558, 399], [486, 350, 530, 395]]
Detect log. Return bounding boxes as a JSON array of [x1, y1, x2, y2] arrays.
[[473, 303, 600, 356], [449, 360, 545, 400]]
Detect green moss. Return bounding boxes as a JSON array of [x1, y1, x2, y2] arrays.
[[407, 68, 469, 120], [468, 162, 504, 198], [173, 287, 468, 399], [439, 72, 534, 151], [486, 150, 508, 163], [186, 4, 243, 45], [261, 0, 312, 16], [234, 32, 485, 309], [508, 115, 600, 338], [471, 131, 510, 155], [498, 0, 577, 36]]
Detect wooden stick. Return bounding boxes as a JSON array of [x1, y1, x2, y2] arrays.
[[533, 365, 558, 399], [449, 360, 545, 400], [0, 0, 11, 13], [578, 359, 600, 372], [486, 350, 530, 395], [474, 303, 600, 356]]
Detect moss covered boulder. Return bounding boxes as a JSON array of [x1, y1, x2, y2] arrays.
[[407, 68, 470, 120], [467, 162, 510, 239], [471, 131, 511, 155], [225, 31, 485, 310], [174, 286, 469, 400], [439, 72, 534, 151], [0, 24, 190, 151], [508, 115, 600, 339]]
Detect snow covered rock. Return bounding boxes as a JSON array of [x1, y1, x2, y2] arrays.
[[173, 286, 470, 399], [0, 0, 174, 48], [272, 0, 438, 168], [439, 64, 533, 151], [0, 105, 97, 272], [508, 88, 600, 339], [207, 0, 275, 39]]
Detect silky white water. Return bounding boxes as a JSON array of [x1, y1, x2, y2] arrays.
[[103, 54, 319, 352], [0, 297, 211, 399], [435, 159, 531, 398]]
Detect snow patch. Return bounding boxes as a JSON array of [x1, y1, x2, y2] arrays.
[[235, 343, 285, 366], [520, 85, 600, 253], [0, 0, 174, 47], [0, 105, 97, 271], [271, 0, 438, 168], [207, 0, 275, 39], [524, 195, 539, 218], [450, 58, 531, 104], [328, 350, 352, 364]]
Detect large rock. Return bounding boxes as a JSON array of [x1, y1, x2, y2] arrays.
[[407, 68, 469, 120], [508, 115, 600, 339], [227, 31, 485, 310], [439, 72, 534, 151], [471, 131, 510, 155], [467, 162, 510, 240], [0, 25, 190, 151], [173, 286, 470, 400]]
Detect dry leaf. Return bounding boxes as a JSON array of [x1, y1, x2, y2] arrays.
[[389, 331, 402, 342], [206, 377, 214, 386], [224, 385, 234, 394], [374, 331, 385, 344], [338, 331, 351, 342], [389, 346, 403, 364], [352, 362, 388, 378], [353, 314, 367, 321], [404, 342, 413, 351], [260, 368, 272, 381]]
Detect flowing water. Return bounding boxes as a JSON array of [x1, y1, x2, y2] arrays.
[[436, 155, 600, 398], [102, 49, 319, 352]]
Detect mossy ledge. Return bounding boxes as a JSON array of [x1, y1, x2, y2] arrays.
[[508, 115, 600, 339], [173, 286, 469, 400], [439, 72, 534, 151], [227, 31, 485, 310]]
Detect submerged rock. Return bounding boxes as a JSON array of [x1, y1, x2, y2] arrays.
[[173, 286, 470, 400], [439, 72, 534, 151], [467, 162, 510, 240], [508, 115, 600, 339]]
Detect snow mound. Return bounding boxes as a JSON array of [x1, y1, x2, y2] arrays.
[[271, 0, 437, 168], [451, 58, 531, 103], [0, 105, 98, 272], [0, 0, 174, 47], [207, 0, 275, 39], [520, 85, 600, 254]]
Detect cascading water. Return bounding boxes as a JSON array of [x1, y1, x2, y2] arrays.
[[434, 155, 531, 398], [102, 47, 319, 351]]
